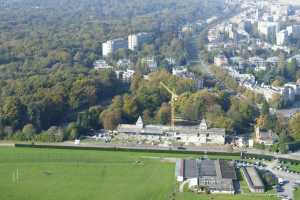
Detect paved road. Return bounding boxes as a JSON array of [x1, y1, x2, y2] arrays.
[[265, 160, 300, 200], [276, 102, 300, 118]]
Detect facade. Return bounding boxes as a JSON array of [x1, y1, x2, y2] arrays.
[[102, 38, 128, 57], [287, 25, 300, 39], [117, 116, 165, 135], [208, 28, 224, 43], [276, 30, 288, 46], [172, 66, 204, 90], [117, 59, 132, 69], [128, 33, 152, 51], [115, 69, 135, 81], [181, 24, 194, 33], [252, 83, 300, 104], [116, 118, 225, 145], [255, 127, 278, 146], [230, 56, 246, 70], [241, 167, 265, 193], [248, 56, 266, 71], [258, 21, 279, 42], [141, 56, 158, 72], [214, 55, 228, 66], [176, 159, 237, 194], [285, 82, 300, 97], [266, 56, 280, 67], [93, 60, 113, 70], [175, 119, 225, 145]]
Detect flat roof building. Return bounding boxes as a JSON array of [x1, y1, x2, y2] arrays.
[[116, 117, 225, 145], [128, 33, 152, 51], [176, 159, 237, 194], [102, 38, 128, 57], [258, 21, 280, 43], [241, 167, 265, 193]]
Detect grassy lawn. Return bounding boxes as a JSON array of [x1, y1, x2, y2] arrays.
[[284, 163, 300, 172], [295, 187, 300, 200], [0, 147, 277, 200], [0, 147, 180, 200]]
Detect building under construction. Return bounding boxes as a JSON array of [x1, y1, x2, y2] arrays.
[[115, 116, 225, 145]]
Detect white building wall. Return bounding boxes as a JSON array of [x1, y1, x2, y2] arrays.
[[177, 176, 184, 182], [287, 25, 300, 39], [102, 38, 128, 57], [276, 30, 288, 45], [102, 41, 113, 57], [128, 35, 138, 51], [258, 21, 279, 41], [128, 33, 152, 51], [188, 178, 198, 189]]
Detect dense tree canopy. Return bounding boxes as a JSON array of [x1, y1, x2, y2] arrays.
[[289, 113, 300, 141], [0, 0, 226, 141]]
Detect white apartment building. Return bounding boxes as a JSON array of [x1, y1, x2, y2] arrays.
[[115, 69, 135, 81], [208, 28, 224, 43], [253, 83, 300, 103], [287, 25, 300, 39], [248, 56, 266, 70], [93, 60, 113, 70], [276, 30, 288, 46], [258, 21, 280, 42], [141, 56, 157, 72], [270, 4, 290, 21], [102, 38, 128, 57], [214, 55, 228, 66], [128, 32, 152, 51]]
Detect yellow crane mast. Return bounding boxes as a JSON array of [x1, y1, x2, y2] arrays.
[[160, 82, 178, 130]]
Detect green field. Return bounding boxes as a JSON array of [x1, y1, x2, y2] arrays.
[[284, 162, 300, 172], [295, 187, 300, 200], [0, 147, 182, 200], [0, 147, 278, 200]]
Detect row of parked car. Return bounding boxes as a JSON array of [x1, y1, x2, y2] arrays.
[[273, 165, 300, 175], [235, 160, 266, 169]]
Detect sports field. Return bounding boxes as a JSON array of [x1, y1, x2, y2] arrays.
[[0, 147, 278, 200], [0, 147, 179, 200]]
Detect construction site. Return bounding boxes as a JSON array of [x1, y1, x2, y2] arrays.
[[114, 82, 226, 146]]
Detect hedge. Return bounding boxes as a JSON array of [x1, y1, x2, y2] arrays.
[[15, 143, 300, 164], [15, 143, 241, 157], [242, 153, 273, 161], [278, 158, 300, 165]]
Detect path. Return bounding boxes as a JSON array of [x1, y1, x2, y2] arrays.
[[179, 180, 189, 192]]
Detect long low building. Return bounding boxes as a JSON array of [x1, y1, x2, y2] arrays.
[[116, 117, 225, 145], [176, 159, 237, 194], [241, 167, 265, 193]]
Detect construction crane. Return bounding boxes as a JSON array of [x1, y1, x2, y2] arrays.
[[160, 82, 178, 130]]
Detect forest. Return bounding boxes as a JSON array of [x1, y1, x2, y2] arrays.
[[0, 0, 225, 140]]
